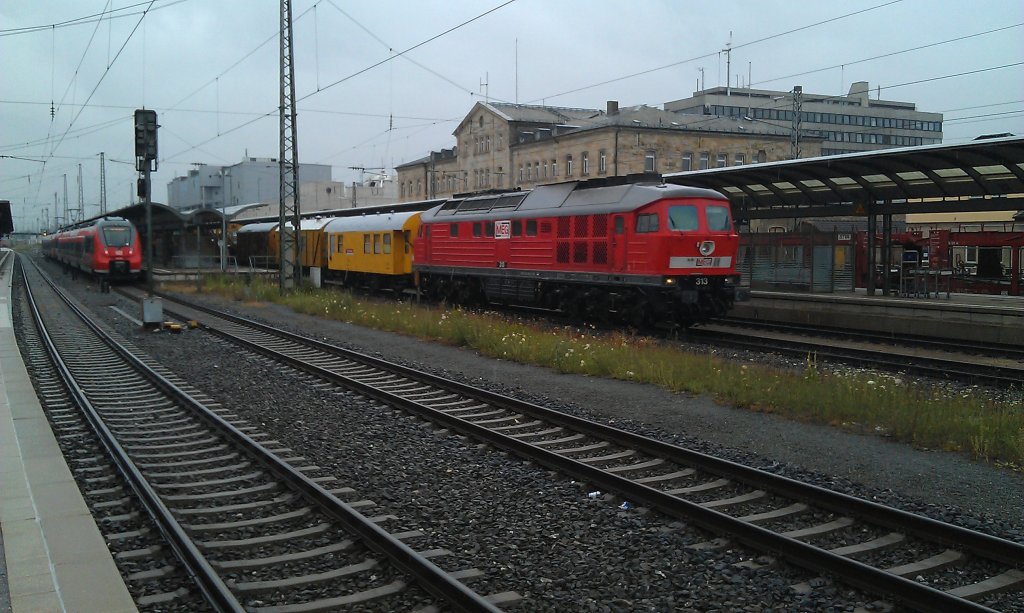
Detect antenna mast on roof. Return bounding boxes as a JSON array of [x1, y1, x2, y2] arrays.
[[723, 31, 732, 96]]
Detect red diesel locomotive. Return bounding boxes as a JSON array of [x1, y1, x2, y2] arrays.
[[42, 217, 143, 284], [413, 178, 745, 327]]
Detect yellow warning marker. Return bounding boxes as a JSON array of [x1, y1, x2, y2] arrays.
[[188, 320, 199, 329]]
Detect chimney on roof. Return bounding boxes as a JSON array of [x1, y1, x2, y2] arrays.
[[607, 100, 619, 116]]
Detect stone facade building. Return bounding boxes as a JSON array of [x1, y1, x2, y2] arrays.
[[396, 101, 815, 202]]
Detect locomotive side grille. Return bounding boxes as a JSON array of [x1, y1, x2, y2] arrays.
[[573, 242, 588, 263], [556, 242, 570, 263], [593, 242, 608, 264], [573, 216, 590, 238], [557, 217, 570, 238], [593, 214, 608, 237], [540, 222, 552, 234]]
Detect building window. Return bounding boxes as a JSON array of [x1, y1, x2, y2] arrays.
[[699, 152, 709, 170], [582, 152, 589, 175], [543, 161, 548, 178], [599, 150, 607, 173], [551, 159, 558, 177], [400, 182, 406, 198], [645, 150, 656, 173], [519, 165, 524, 182], [498, 134, 504, 149], [734, 153, 745, 166], [566, 154, 574, 177], [682, 152, 693, 171], [497, 166, 504, 187], [478, 116, 484, 128], [717, 153, 727, 168], [485, 136, 491, 152]]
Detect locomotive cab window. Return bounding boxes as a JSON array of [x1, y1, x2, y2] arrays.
[[668, 206, 699, 232], [705, 206, 732, 231], [636, 213, 660, 233]]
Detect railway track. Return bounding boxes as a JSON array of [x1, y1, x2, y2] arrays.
[[710, 316, 1024, 362], [690, 319, 1024, 389], [134, 285, 1024, 613], [15, 258, 512, 612]]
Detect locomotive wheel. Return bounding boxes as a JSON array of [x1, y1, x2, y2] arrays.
[[623, 291, 651, 329]]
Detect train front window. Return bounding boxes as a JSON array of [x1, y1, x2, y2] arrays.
[[102, 225, 132, 247], [667, 206, 698, 231], [705, 205, 732, 231]]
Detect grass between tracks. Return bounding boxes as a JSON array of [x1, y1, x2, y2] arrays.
[[173, 275, 1024, 468]]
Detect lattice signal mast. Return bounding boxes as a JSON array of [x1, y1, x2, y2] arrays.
[[279, 0, 301, 292]]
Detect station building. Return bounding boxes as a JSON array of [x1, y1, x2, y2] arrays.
[[396, 100, 818, 201], [396, 81, 942, 202]]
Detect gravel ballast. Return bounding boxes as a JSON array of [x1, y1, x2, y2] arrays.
[[34, 265, 1024, 611]]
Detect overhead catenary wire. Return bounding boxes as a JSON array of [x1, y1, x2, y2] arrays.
[[162, 1, 517, 164], [298, 0, 517, 103], [527, 0, 904, 104], [0, 0, 191, 37]]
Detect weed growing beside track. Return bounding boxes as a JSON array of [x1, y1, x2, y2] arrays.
[[175, 276, 1024, 467]]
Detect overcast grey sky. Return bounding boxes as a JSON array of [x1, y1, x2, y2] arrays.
[[2, 0, 1023, 231]]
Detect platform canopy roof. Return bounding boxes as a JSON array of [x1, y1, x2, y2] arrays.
[[663, 135, 1024, 220]]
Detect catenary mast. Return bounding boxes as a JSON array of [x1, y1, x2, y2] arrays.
[[279, 0, 300, 291]]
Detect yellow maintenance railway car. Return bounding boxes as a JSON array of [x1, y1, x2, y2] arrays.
[[323, 211, 421, 291]]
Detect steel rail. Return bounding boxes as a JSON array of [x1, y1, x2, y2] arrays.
[[153, 290, 1021, 613], [18, 258, 244, 613], [29, 263, 503, 613], [690, 327, 1023, 388], [711, 316, 1024, 360]]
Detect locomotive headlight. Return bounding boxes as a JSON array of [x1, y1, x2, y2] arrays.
[[698, 240, 715, 256]]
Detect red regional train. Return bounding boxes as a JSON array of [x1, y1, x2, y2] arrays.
[[413, 179, 745, 326], [42, 217, 143, 286]]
